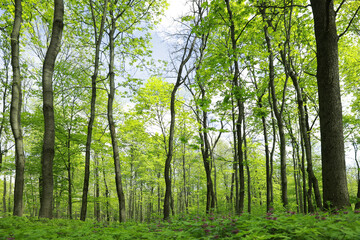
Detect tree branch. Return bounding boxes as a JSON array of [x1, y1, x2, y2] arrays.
[[335, 0, 346, 15], [338, 6, 360, 39]]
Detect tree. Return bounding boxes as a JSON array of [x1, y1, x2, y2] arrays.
[[107, 1, 126, 222], [39, 0, 64, 218], [259, 4, 289, 209], [310, 0, 350, 209], [163, 0, 202, 219], [80, 0, 108, 221], [10, 0, 26, 217]]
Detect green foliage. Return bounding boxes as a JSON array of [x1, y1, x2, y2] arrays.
[[1, 211, 360, 239]]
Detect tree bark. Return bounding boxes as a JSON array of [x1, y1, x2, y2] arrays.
[[94, 156, 100, 222], [80, 0, 108, 221], [251, 71, 272, 212], [353, 141, 360, 209], [163, 83, 179, 220], [163, 23, 195, 220], [279, 1, 323, 210], [3, 177, 6, 213], [102, 163, 110, 222], [231, 103, 239, 213], [108, 10, 126, 222], [310, 0, 350, 209], [10, 0, 25, 217], [225, 0, 245, 214], [67, 128, 72, 219], [181, 129, 188, 213], [39, 0, 64, 218], [260, 8, 288, 208], [199, 107, 216, 213], [243, 116, 251, 213]]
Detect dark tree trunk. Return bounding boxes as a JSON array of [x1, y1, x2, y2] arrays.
[[163, 23, 195, 220], [8, 177, 12, 213], [310, 0, 350, 209], [269, 92, 276, 206], [103, 165, 110, 222], [225, 0, 245, 214], [3, 177, 6, 213], [262, 114, 272, 212], [182, 132, 188, 213], [67, 128, 72, 219], [300, 139, 307, 213], [95, 157, 100, 222], [231, 101, 239, 213], [243, 117, 251, 214], [39, 0, 64, 218], [10, 0, 25, 217], [304, 100, 322, 210], [353, 142, 360, 209], [157, 172, 161, 214], [81, 0, 108, 221], [108, 11, 126, 222], [200, 120, 216, 213], [236, 104, 245, 214], [252, 75, 272, 212], [261, 11, 288, 208], [286, 119, 301, 213], [163, 84, 178, 220], [192, 85, 216, 214], [279, 19, 323, 210]]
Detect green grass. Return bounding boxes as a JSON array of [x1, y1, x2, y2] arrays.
[[1, 210, 360, 239]]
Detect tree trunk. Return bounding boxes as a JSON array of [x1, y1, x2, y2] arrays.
[[108, 12, 126, 222], [102, 165, 110, 222], [163, 26, 195, 220], [310, 0, 350, 209], [231, 101, 239, 213], [81, 0, 108, 221], [243, 118, 251, 214], [269, 92, 276, 206], [225, 0, 245, 214], [353, 141, 360, 209], [164, 83, 180, 220], [236, 104, 245, 214], [182, 135, 188, 213], [300, 139, 307, 213], [3, 177, 6, 213], [8, 177, 12, 212], [95, 157, 100, 222], [157, 172, 161, 214], [259, 5, 290, 208], [252, 74, 272, 212], [195, 87, 216, 214], [280, 41, 322, 211], [10, 0, 25, 217], [67, 128, 72, 219], [39, 0, 64, 218]]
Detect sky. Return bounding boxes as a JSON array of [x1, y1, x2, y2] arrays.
[[150, 0, 189, 63]]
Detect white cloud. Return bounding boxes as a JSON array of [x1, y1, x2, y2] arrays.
[[157, 0, 190, 34]]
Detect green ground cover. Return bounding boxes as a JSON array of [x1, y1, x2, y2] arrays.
[[1, 210, 360, 239]]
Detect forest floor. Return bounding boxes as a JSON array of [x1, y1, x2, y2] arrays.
[[0, 210, 360, 239]]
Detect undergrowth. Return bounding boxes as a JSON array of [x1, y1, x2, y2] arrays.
[[1, 210, 360, 239]]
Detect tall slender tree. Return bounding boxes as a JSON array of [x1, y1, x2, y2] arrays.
[[107, 3, 126, 222], [10, 0, 25, 217], [163, 0, 201, 219], [39, 0, 64, 218], [80, 0, 108, 221], [259, 5, 288, 208]]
